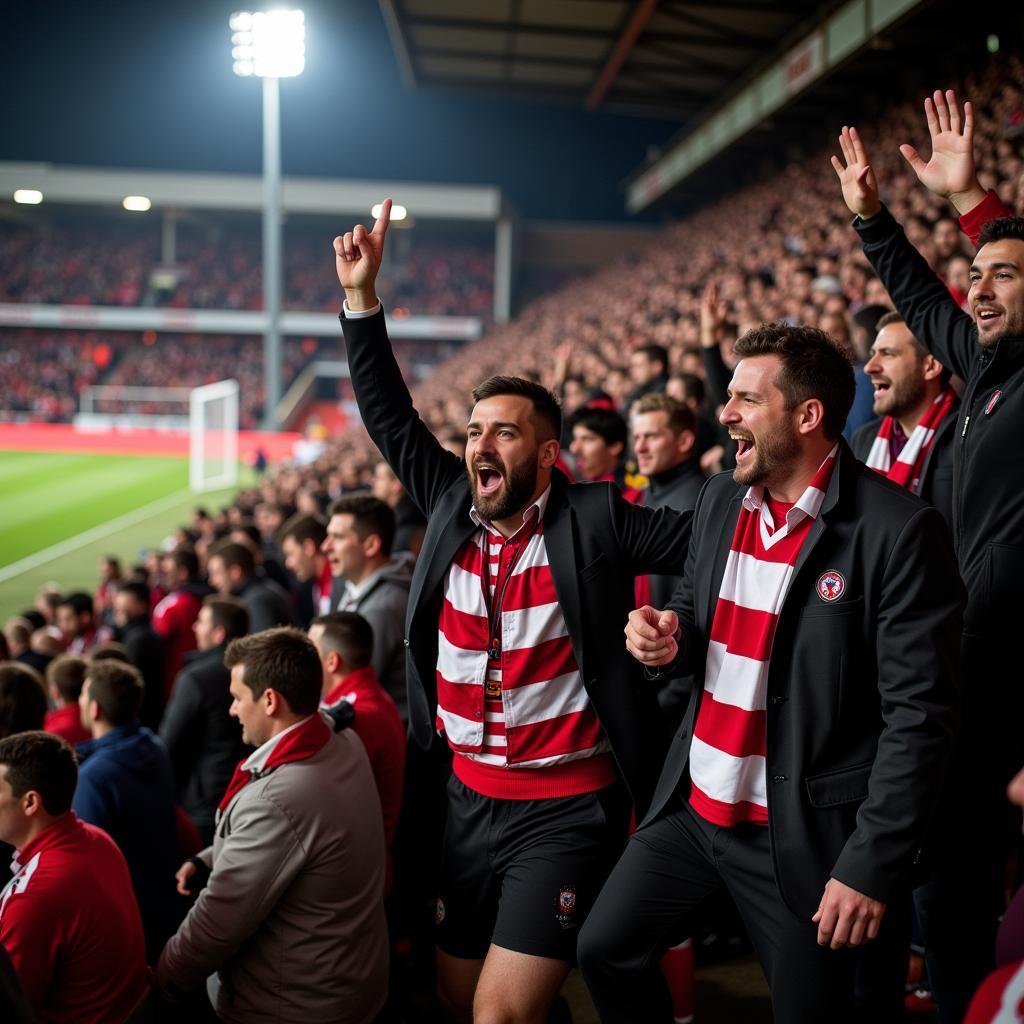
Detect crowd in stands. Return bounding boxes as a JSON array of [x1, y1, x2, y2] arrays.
[[0, 220, 494, 317], [3, 48, 1024, 1024]]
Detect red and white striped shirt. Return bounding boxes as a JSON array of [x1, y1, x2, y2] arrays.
[[436, 487, 615, 800], [688, 447, 837, 827]]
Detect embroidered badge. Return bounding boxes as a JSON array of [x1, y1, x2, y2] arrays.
[[556, 887, 577, 929], [816, 571, 846, 602], [435, 898, 446, 925]]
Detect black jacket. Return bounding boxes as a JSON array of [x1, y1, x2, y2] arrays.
[[643, 459, 706, 610], [159, 644, 248, 844], [851, 412, 957, 533], [645, 445, 963, 918], [340, 308, 693, 813], [855, 205, 1024, 636], [235, 575, 298, 633], [117, 616, 165, 731]]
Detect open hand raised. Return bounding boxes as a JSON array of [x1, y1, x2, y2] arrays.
[[830, 126, 881, 220]]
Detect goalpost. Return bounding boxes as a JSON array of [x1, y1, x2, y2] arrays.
[[189, 379, 240, 492]]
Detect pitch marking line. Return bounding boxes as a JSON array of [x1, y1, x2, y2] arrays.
[[0, 488, 193, 584]]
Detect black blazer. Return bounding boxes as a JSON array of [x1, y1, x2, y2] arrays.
[[340, 308, 692, 812], [644, 444, 963, 917], [851, 411, 957, 534]]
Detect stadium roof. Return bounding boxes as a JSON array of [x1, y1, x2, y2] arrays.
[[378, 0, 826, 119]]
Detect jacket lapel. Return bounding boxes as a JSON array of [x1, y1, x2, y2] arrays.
[[407, 488, 477, 625], [543, 481, 586, 677], [705, 493, 743, 629], [790, 442, 849, 584]]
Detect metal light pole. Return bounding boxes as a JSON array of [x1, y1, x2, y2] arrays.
[[230, 9, 305, 430]]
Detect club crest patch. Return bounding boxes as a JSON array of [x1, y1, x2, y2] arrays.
[[435, 898, 446, 925], [816, 570, 846, 602], [556, 887, 577, 929]]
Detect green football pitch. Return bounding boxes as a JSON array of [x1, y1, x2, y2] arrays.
[[0, 451, 241, 620]]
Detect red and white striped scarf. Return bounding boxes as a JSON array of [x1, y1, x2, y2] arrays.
[[436, 489, 614, 800], [865, 387, 956, 492], [688, 447, 837, 828]]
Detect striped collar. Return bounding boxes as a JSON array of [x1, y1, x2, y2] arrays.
[[470, 484, 551, 539]]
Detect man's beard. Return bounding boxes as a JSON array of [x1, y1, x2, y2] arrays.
[[975, 307, 1024, 347], [469, 456, 539, 521], [873, 373, 926, 419], [732, 421, 801, 488]]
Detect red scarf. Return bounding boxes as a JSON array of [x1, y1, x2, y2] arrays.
[[865, 387, 956, 492], [218, 713, 331, 812]]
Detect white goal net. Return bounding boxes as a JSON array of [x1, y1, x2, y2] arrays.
[[189, 379, 239, 492]]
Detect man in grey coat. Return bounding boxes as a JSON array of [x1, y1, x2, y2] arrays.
[[323, 494, 412, 721], [156, 627, 388, 1024]]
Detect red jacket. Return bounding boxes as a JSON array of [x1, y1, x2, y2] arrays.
[[43, 705, 91, 747], [0, 814, 147, 1023], [323, 666, 406, 893], [153, 587, 204, 695]]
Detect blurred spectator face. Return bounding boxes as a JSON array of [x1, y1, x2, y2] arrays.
[[864, 323, 930, 419], [819, 313, 852, 352], [255, 504, 283, 539], [98, 558, 120, 585], [562, 379, 588, 414], [665, 377, 685, 404], [946, 254, 971, 296], [323, 514, 371, 581], [632, 411, 692, 477], [932, 219, 962, 261], [678, 351, 703, 376], [228, 664, 270, 748], [281, 535, 318, 583], [970, 239, 1024, 346], [207, 555, 233, 595], [371, 462, 402, 506], [3, 618, 31, 657], [571, 425, 622, 481], [56, 605, 88, 644], [720, 356, 800, 488], [465, 395, 550, 522], [113, 590, 146, 628], [629, 351, 663, 387], [864, 278, 891, 307], [193, 606, 219, 652]]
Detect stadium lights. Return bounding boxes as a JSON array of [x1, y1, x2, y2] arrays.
[[228, 9, 305, 428], [230, 10, 305, 78], [13, 189, 43, 205], [372, 203, 407, 221], [122, 196, 152, 212]]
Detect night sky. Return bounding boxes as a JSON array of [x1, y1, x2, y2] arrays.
[[1, 1, 681, 222]]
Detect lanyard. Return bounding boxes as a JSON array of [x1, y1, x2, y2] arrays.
[[479, 518, 537, 661]]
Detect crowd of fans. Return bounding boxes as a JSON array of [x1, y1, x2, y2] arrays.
[[3, 47, 1024, 1024], [0, 219, 495, 317]]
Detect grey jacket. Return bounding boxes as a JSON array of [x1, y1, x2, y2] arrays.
[[337, 555, 413, 721], [156, 724, 388, 1024]]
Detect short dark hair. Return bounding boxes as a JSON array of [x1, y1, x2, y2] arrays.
[[310, 612, 374, 670], [471, 376, 562, 443], [0, 664, 48, 739], [224, 628, 322, 716], [58, 592, 93, 618], [570, 407, 628, 449], [170, 546, 199, 580], [233, 521, 263, 548], [977, 216, 1024, 248], [0, 732, 77, 816], [326, 495, 396, 558], [46, 655, 88, 703], [631, 393, 696, 436], [672, 371, 705, 405], [85, 660, 143, 727], [101, 555, 122, 572], [117, 580, 150, 611], [204, 595, 250, 642], [209, 541, 256, 578], [732, 323, 855, 440], [632, 344, 669, 374], [278, 512, 327, 549], [89, 642, 131, 664]]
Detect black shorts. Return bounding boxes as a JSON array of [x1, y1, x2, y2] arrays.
[[434, 776, 629, 963]]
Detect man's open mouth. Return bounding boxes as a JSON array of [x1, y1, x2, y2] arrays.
[[872, 381, 891, 395], [475, 464, 504, 496], [731, 433, 755, 462], [976, 307, 1003, 326]]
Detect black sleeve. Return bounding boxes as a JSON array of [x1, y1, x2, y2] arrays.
[[340, 308, 466, 517], [609, 487, 692, 576], [702, 344, 732, 409], [159, 674, 204, 791], [854, 206, 976, 382]]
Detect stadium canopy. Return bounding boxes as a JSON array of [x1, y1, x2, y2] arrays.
[[376, 0, 986, 214]]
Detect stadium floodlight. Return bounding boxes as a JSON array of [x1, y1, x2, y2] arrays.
[[122, 195, 152, 212], [13, 189, 43, 205], [229, 8, 305, 430], [372, 203, 407, 221]]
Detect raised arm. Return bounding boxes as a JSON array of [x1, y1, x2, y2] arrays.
[[334, 200, 464, 515], [831, 126, 976, 380], [700, 282, 732, 409]]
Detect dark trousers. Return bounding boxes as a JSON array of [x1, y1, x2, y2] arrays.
[[578, 799, 860, 1024]]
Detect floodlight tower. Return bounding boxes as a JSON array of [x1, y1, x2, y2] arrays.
[[230, 9, 305, 429]]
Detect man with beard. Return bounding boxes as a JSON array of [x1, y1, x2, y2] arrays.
[[578, 323, 962, 1023], [333, 200, 691, 1024], [851, 312, 957, 529], [833, 91, 1024, 1021]]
